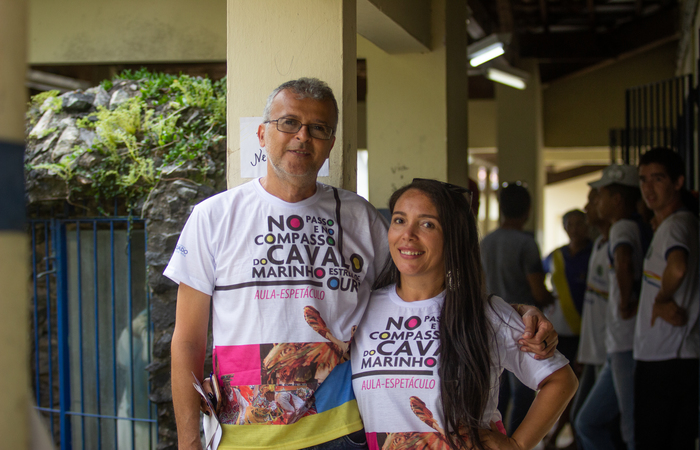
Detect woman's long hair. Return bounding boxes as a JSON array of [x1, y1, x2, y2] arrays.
[[373, 179, 492, 450]]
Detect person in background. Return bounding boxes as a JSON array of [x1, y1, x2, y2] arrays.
[[352, 179, 577, 450], [570, 189, 617, 449], [543, 209, 592, 359], [481, 182, 556, 435], [634, 148, 699, 450], [576, 164, 650, 450], [542, 209, 592, 449]]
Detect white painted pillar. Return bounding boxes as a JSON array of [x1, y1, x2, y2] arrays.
[[360, 0, 469, 209], [445, 0, 469, 188], [0, 0, 30, 448], [227, 0, 357, 190], [496, 60, 545, 237]]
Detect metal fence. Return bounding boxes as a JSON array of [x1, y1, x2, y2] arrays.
[[610, 74, 698, 189], [31, 216, 157, 450]]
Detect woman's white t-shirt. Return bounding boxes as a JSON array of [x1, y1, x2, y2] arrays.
[[351, 285, 569, 448]]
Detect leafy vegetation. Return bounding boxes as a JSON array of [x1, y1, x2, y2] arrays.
[[30, 90, 63, 113], [26, 69, 227, 214], [27, 90, 62, 126]]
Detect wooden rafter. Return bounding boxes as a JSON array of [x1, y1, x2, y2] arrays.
[[470, 0, 678, 83], [519, 5, 677, 59], [547, 165, 608, 185], [496, 0, 514, 33], [467, 0, 496, 37], [540, 0, 549, 32]]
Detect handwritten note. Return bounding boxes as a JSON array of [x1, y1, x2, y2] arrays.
[[239, 117, 329, 178]]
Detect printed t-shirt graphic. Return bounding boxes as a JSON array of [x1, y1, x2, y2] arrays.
[[543, 242, 593, 336], [165, 179, 389, 449], [351, 286, 568, 450]]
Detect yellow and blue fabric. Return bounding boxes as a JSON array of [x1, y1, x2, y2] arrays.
[[544, 243, 593, 335]]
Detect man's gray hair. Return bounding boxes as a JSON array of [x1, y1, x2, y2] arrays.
[[262, 78, 339, 130]]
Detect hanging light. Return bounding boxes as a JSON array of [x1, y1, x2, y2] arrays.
[[486, 66, 530, 90], [468, 34, 509, 67]]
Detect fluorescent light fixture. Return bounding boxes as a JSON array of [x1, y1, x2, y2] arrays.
[[486, 67, 528, 90], [468, 34, 509, 67], [470, 45, 505, 67]]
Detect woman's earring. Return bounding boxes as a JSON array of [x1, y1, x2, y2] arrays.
[[446, 270, 460, 291]]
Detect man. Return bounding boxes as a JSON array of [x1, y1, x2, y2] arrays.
[[543, 209, 592, 358], [571, 189, 615, 448], [481, 182, 555, 434], [577, 164, 650, 450], [634, 148, 699, 450], [167, 78, 557, 450], [542, 209, 592, 449]]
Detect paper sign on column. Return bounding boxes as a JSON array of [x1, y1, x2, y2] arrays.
[[239, 117, 329, 178]]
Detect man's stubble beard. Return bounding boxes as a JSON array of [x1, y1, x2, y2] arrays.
[[267, 151, 323, 188]]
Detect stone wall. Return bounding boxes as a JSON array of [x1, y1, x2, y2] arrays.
[[143, 159, 221, 449], [25, 77, 226, 450]]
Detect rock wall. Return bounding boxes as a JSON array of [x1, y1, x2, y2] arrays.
[[25, 77, 226, 450], [143, 158, 221, 450]]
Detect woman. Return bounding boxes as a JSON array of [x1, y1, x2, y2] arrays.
[[351, 179, 578, 450]]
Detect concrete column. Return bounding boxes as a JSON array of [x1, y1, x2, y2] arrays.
[[496, 60, 545, 238], [0, 0, 30, 448], [227, 0, 357, 190], [359, 0, 469, 209], [444, 0, 469, 188]]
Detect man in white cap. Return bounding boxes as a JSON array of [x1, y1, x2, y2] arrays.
[[576, 164, 651, 450]]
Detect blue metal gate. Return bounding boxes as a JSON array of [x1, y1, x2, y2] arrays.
[[30, 216, 158, 450]]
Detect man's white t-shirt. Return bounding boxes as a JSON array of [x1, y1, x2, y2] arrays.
[[351, 285, 568, 447], [578, 235, 610, 365], [634, 210, 700, 361], [164, 179, 389, 449], [605, 219, 644, 353]]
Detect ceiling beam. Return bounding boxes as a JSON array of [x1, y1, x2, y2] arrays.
[[496, 0, 514, 33], [547, 165, 607, 185], [519, 31, 607, 60], [467, 0, 495, 37], [357, 0, 431, 54], [587, 0, 595, 28], [608, 4, 678, 53], [539, 0, 549, 33], [518, 5, 678, 61], [542, 33, 679, 85]]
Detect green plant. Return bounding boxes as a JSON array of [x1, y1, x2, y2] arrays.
[[26, 90, 62, 125], [29, 90, 60, 110], [32, 161, 74, 180], [33, 126, 58, 140], [27, 69, 227, 214]]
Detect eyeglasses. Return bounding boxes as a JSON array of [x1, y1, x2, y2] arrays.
[[264, 118, 335, 140], [412, 178, 474, 206]]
